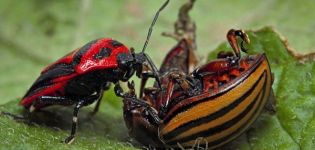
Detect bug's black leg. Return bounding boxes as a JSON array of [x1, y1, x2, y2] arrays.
[[89, 92, 104, 116], [114, 82, 124, 97], [143, 53, 162, 88], [140, 76, 149, 98], [90, 82, 110, 115], [64, 100, 84, 144], [140, 70, 163, 97]]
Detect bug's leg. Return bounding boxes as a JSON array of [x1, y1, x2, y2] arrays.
[[143, 53, 162, 88], [139, 63, 158, 97], [139, 63, 150, 98], [90, 82, 111, 116], [89, 92, 103, 116], [114, 82, 124, 97], [64, 100, 84, 144], [140, 77, 149, 98]]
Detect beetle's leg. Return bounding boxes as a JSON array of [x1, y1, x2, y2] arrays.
[[159, 72, 196, 114], [217, 51, 234, 59], [158, 76, 176, 111], [125, 96, 161, 124], [227, 29, 250, 59], [64, 100, 84, 144], [114, 82, 124, 97], [125, 82, 161, 124]]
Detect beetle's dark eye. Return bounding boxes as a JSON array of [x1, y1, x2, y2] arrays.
[[94, 47, 111, 60]]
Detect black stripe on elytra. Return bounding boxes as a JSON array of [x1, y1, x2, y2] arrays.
[[111, 40, 123, 48], [162, 57, 264, 124], [163, 72, 265, 141], [73, 39, 99, 65], [94, 47, 112, 60], [167, 72, 267, 146], [24, 63, 74, 98], [186, 72, 268, 149]]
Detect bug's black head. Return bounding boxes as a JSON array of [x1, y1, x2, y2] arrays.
[[117, 53, 134, 70], [116, 51, 136, 81]]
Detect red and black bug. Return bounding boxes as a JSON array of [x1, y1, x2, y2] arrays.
[[123, 29, 273, 149], [20, 0, 170, 144]]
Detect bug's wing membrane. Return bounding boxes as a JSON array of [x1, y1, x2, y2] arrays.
[[41, 38, 101, 74], [41, 49, 78, 74], [21, 63, 76, 107]]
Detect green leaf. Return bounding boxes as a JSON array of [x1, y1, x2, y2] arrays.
[[210, 27, 315, 150]]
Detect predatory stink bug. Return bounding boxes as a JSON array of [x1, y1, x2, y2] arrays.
[[123, 29, 273, 149], [20, 0, 170, 144]]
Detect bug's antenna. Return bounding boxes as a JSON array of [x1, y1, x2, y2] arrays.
[[141, 0, 170, 53]]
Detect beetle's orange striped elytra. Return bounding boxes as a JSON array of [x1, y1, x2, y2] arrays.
[[160, 54, 272, 149]]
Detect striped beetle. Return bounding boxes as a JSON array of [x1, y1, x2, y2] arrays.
[[123, 29, 273, 149]]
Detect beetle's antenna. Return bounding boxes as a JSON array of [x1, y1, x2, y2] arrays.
[[141, 0, 170, 53]]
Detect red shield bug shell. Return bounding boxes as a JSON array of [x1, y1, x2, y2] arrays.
[[20, 0, 170, 144]]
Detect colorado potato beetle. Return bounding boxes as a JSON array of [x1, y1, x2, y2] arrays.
[[123, 29, 273, 149]]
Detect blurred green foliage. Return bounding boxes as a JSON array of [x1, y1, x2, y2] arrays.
[[0, 0, 315, 149]]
